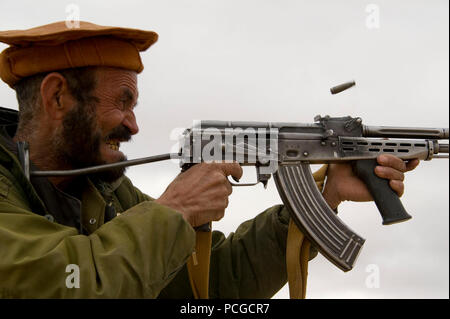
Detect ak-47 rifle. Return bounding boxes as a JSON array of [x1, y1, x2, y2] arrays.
[[25, 82, 449, 272], [26, 115, 449, 271]]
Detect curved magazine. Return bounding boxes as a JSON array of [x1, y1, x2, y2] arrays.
[[274, 163, 365, 271]]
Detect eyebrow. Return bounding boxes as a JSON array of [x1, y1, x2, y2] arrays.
[[120, 88, 138, 107]]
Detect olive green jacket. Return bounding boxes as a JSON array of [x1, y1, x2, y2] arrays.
[[0, 118, 292, 299]]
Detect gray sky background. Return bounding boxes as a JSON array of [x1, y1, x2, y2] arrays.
[[0, 0, 448, 298]]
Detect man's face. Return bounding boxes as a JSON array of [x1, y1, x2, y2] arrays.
[[93, 67, 139, 165], [56, 67, 139, 182]]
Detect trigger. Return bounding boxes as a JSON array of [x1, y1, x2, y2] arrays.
[[257, 170, 272, 189], [261, 179, 269, 189]]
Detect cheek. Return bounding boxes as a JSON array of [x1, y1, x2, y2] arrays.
[[96, 111, 124, 135]]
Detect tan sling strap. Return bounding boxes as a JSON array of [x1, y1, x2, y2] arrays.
[[287, 164, 328, 299], [187, 222, 212, 299], [286, 219, 310, 298]]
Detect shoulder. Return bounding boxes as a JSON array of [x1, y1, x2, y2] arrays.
[[113, 175, 154, 209]]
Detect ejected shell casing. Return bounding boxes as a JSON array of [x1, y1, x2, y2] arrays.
[[330, 81, 356, 94]]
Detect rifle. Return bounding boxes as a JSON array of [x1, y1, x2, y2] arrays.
[[26, 115, 449, 272]]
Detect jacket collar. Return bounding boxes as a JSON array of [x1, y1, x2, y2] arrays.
[[0, 108, 48, 217]]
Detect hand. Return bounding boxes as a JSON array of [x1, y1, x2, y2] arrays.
[[155, 162, 243, 227], [322, 155, 420, 210]]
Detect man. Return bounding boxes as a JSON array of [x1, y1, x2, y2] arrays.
[[0, 21, 418, 298]]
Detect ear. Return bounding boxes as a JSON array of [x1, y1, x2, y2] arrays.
[[40, 72, 76, 121]]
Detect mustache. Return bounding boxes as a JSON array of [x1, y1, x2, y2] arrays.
[[105, 125, 133, 142]]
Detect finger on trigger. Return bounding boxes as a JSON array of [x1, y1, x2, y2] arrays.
[[220, 162, 243, 181], [377, 154, 407, 172]]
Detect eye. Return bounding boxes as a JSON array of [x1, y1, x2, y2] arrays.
[[117, 88, 137, 110], [117, 98, 130, 110]]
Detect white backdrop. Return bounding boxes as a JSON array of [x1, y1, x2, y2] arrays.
[[0, 0, 448, 298]]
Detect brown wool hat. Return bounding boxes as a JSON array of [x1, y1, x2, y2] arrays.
[[0, 21, 158, 88]]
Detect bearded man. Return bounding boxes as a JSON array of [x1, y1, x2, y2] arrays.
[[0, 21, 418, 298]]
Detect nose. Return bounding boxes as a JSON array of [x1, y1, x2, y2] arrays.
[[123, 110, 139, 135]]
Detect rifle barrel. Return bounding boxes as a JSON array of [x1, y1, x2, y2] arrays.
[[439, 143, 449, 153]]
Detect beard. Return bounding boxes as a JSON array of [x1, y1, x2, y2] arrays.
[[52, 103, 131, 183]]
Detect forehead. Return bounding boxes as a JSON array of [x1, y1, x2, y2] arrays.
[[94, 67, 138, 97]]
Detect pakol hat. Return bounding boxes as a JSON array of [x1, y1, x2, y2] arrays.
[[0, 21, 158, 88]]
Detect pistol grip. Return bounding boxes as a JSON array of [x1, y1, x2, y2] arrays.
[[181, 163, 211, 232], [354, 159, 412, 225]]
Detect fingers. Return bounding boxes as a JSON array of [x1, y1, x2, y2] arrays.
[[215, 162, 243, 181], [406, 159, 420, 172], [160, 162, 240, 227], [375, 154, 406, 182], [389, 180, 404, 197], [375, 155, 416, 198], [224, 180, 233, 195], [377, 154, 407, 172], [374, 166, 404, 181]]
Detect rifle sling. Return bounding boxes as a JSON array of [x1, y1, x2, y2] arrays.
[[187, 223, 212, 299], [287, 220, 310, 299]]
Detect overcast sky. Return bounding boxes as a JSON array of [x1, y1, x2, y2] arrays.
[[0, 0, 448, 299]]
